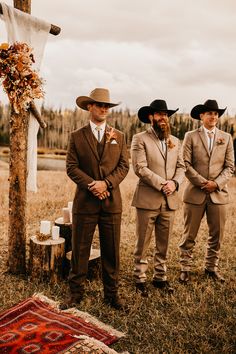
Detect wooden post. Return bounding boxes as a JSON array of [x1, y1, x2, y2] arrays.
[[13, 0, 31, 14], [8, 0, 31, 274], [7, 0, 60, 274]]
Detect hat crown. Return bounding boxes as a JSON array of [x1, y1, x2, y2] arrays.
[[150, 99, 168, 112], [190, 99, 226, 119], [203, 99, 219, 111], [76, 88, 120, 110], [90, 88, 111, 104]]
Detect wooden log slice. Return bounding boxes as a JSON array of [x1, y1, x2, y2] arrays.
[[29, 236, 65, 283], [55, 217, 72, 253]]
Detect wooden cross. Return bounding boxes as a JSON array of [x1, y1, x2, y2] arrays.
[[0, 0, 60, 274]]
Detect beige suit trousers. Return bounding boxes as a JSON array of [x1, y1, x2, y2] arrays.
[[179, 196, 227, 272], [134, 199, 175, 283]]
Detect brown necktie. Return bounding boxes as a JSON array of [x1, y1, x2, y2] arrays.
[[207, 131, 214, 152]]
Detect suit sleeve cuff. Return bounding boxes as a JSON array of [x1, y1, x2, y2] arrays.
[[172, 180, 179, 191], [105, 178, 113, 190]]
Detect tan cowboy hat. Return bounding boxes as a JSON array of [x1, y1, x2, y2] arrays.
[[76, 88, 121, 111], [191, 99, 227, 120]]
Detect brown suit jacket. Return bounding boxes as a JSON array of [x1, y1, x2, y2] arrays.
[[131, 128, 185, 210], [66, 124, 129, 214], [182, 126, 235, 205]]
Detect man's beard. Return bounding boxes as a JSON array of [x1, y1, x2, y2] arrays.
[[152, 120, 171, 140]]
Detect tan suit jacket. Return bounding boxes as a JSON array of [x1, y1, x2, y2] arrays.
[[66, 124, 129, 214], [182, 126, 234, 205], [131, 128, 185, 210]]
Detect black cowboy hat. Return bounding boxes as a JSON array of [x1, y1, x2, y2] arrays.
[[138, 99, 179, 123], [190, 99, 227, 120]]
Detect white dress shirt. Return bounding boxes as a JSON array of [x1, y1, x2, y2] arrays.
[[90, 121, 106, 142]]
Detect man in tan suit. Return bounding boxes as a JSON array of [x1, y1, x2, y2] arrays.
[[61, 88, 129, 310], [179, 100, 234, 283], [131, 99, 185, 296]]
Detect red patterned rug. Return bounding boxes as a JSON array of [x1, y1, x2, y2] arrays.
[[0, 295, 125, 353]]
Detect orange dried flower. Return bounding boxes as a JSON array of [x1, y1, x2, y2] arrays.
[[0, 43, 9, 50], [105, 127, 117, 143], [167, 138, 175, 149], [216, 138, 225, 145]]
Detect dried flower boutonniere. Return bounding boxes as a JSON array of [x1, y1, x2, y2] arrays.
[[167, 138, 175, 150], [216, 138, 225, 145], [105, 127, 117, 143]]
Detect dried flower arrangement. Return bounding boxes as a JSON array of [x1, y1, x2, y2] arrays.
[[0, 42, 44, 114]]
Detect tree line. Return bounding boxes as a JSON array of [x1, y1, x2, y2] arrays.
[[0, 103, 235, 149]]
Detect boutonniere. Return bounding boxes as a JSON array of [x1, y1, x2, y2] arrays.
[[167, 138, 175, 149], [105, 127, 117, 144], [216, 138, 225, 145]]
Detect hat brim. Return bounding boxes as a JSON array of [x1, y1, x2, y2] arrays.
[[138, 106, 179, 123], [191, 104, 226, 120], [76, 96, 120, 111]]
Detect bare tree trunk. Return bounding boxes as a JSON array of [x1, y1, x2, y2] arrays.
[[8, 0, 31, 274], [8, 111, 29, 273]]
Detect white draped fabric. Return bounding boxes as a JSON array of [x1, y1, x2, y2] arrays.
[[1, 2, 50, 192]]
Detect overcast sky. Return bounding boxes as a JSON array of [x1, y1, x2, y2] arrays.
[[0, 0, 236, 115]]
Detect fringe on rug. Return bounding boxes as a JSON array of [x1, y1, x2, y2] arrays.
[[33, 293, 125, 339], [64, 307, 125, 338], [72, 335, 130, 354], [33, 293, 60, 309]]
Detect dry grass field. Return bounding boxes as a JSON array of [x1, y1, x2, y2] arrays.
[[0, 161, 235, 354]]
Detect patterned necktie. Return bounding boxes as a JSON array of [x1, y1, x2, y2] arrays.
[[95, 126, 102, 142], [160, 139, 166, 154], [207, 131, 214, 152]]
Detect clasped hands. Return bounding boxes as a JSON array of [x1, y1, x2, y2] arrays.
[[201, 180, 218, 194], [161, 180, 176, 196], [88, 180, 110, 200]]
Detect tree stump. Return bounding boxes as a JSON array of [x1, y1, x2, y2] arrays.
[[55, 217, 72, 253], [29, 235, 65, 283], [65, 248, 101, 280]]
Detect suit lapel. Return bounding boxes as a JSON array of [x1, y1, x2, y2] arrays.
[[198, 127, 210, 156], [148, 128, 166, 159], [83, 124, 100, 161]]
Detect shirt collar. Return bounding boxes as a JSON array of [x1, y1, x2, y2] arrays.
[[90, 120, 106, 132], [203, 126, 216, 135]]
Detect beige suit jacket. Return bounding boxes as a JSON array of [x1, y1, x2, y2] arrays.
[[131, 128, 185, 210], [182, 126, 234, 205]]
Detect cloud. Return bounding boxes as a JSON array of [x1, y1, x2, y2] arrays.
[[0, 0, 236, 114]]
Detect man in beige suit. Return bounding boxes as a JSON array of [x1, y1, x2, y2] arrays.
[[61, 88, 129, 310], [179, 100, 234, 283], [131, 99, 185, 296]]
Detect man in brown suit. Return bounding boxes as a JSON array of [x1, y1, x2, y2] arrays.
[[131, 99, 185, 296], [61, 88, 129, 310], [179, 100, 235, 283]]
